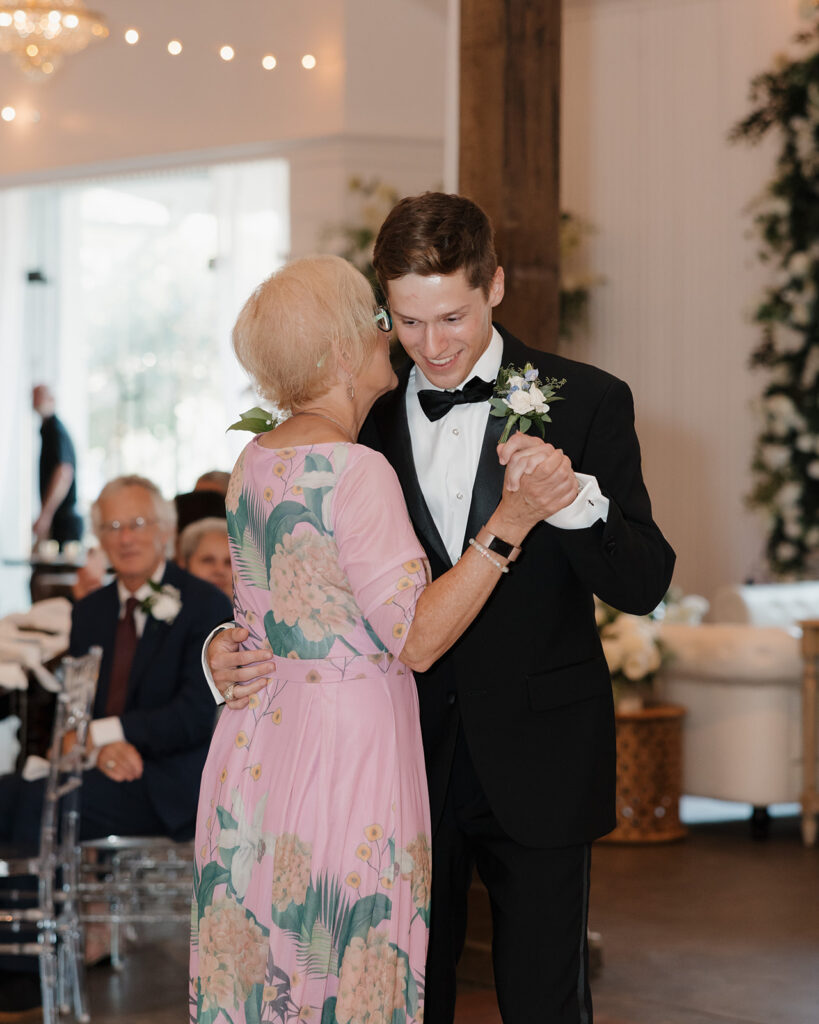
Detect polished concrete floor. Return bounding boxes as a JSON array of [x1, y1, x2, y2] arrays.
[[82, 812, 818, 1024]]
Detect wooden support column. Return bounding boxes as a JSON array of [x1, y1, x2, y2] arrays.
[[459, 0, 561, 352]]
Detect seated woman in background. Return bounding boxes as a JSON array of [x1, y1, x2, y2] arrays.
[[188, 255, 554, 1024], [178, 517, 233, 601]]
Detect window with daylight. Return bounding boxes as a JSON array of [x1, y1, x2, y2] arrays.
[[0, 158, 288, 595]]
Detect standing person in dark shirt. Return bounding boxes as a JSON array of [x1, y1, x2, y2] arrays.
[[32, 384, 83, 548]]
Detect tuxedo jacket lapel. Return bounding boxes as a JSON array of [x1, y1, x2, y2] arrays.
[[374, 367, 452, 569], [462, 410, 505, 554], [461, 328, 536, 553]]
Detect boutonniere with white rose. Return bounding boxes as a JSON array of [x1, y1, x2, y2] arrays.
[[141, 581, 182, 624], [490, 363, 566, 443]]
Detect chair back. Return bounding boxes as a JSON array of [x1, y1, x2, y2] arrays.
[[0, 645, 102, 1024], [40, 647, 103, 885]]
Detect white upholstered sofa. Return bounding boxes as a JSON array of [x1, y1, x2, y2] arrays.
[[656, 581, 819, 813]]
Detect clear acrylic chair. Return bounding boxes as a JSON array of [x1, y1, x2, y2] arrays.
[[79, 835, 195, 968], [0, 645, 102, 1024]]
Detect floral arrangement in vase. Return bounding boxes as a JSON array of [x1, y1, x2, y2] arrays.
[[596, 589, 709, 713]]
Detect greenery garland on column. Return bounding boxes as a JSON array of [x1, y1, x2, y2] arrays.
[[731, 20, 819, 578]]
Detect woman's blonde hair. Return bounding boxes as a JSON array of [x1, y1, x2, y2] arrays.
[[232, 255, 380, 411]]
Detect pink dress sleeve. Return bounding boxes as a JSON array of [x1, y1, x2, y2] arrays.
[[332, 448, 428, 658]]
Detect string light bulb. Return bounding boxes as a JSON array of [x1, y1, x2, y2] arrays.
[[124, 29, 139, 45], [167, 39, 182, 55], [301, 54, 316, 69], [262, 54, 276, 70]]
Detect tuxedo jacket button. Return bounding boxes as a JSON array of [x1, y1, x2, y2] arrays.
[[605, 537, 616, 554], [446, 691, 457, 705]]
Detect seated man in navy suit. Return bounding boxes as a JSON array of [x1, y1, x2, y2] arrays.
[[0, 474, 231, 1018], [1, 473, 232, 847]]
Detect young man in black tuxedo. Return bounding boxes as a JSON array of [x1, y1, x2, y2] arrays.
[[207, 194, 675, 1024], [0, 475, 231, 1019]]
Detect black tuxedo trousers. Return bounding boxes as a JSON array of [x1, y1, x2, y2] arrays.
[[361, 325, 675, 1023]]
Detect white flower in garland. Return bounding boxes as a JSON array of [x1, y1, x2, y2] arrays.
[[732, 19, 819, 576], [784, 520, 804, 540], [761, 444, 792, 471], [777, 541, 800, 562], [773, 323, 806, 355], [788, 250, 812, 277], [802, 347, 819, 386]]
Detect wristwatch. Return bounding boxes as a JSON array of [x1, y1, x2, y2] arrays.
[[477, 529, 522, 563]]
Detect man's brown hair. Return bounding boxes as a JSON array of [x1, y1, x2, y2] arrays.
[[373, 192, 498, 297]]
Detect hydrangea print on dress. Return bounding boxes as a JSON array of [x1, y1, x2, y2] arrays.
[[190, 439, 431, 1024]]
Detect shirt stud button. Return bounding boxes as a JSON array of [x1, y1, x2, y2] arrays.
[[456, 491, 464, 500], [452, 427, 460, 436]]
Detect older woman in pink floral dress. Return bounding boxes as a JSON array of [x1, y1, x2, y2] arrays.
[[189, 256, 547, 1024]]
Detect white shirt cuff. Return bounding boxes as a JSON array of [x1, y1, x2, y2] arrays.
[[545, 473, 609, 530], [202, 622, 236, 705], [90, 716, 125, 749]]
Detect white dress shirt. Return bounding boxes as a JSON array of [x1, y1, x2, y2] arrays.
[[407, 328, 609, 564]]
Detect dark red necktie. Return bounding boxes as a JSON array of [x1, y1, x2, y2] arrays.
[[105, 596, 139, 717]]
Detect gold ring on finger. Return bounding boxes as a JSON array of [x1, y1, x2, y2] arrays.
[[224, 683, 235, 702]]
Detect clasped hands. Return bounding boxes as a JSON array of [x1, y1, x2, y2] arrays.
[[61, 730, 143, 782], [497, 431, 578, 520], [209, 432, 578, 713]]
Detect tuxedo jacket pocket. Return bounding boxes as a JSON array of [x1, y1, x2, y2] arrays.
[[526, 655, 611, 712]]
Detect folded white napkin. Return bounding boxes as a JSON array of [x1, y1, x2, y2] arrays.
[[0, 638, 44, 668], [10, 597, 72, 635], [22, 755, 51, 781], [0, 662, 27, 691]]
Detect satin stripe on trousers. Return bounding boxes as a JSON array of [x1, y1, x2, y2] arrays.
[[424, 724, 593, 1024]]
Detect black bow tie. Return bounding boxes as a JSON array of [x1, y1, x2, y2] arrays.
[[417, 375, 495, 422]]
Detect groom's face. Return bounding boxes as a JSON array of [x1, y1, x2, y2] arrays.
[[386, 267, 504, 390]]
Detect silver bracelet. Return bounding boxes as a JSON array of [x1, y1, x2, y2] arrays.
[[468, 537, 510, 573]]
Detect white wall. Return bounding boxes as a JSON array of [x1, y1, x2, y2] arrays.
[[561, 0, 806, 600]]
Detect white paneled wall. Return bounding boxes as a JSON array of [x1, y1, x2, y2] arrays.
[[561, 0, 806, 599]]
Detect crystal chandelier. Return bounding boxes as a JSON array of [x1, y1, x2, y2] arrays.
[[0, 0, 108, 78]]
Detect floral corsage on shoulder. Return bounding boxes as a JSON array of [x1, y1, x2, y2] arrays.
[[140, 581, 182, 624], [490, 363, 566, 443]]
